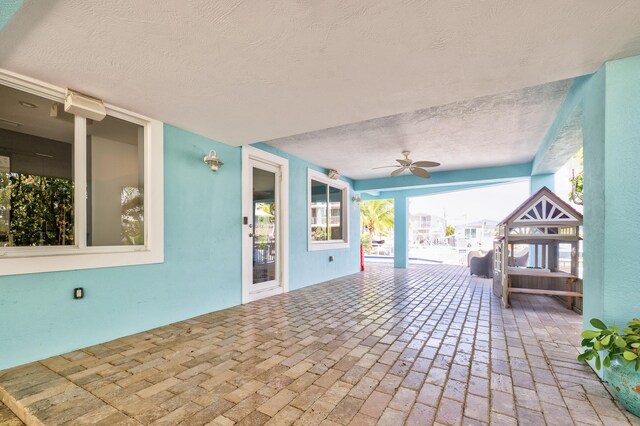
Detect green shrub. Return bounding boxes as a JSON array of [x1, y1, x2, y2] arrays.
[[578, 318, 640, 371]]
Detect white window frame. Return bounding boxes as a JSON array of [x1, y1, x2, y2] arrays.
[[0, 69, 164, 276], [307, 169, 349, 251]]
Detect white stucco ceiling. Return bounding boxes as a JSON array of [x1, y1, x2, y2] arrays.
[[1, 1, 640, 149], [0, 0, 640, 178], [267, 79, 574, 179]]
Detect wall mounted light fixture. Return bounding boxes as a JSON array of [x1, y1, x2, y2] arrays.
[[327, 169, 340, 180], [64, 88, 106, 121], [352, 194, 362, 205], [204, 150, 224, 172]]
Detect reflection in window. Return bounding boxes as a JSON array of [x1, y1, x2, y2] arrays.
[[121, 187, 144, 245], [311, 179, 328, 241], [310, 179, 345, 242], [87, 115, 144, 246], [329, 186, 342, 240], [0, 84, 74, 247], [252, 167, 276, 284]]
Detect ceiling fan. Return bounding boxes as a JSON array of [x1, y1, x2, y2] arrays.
[[373, 150, 440, 178]]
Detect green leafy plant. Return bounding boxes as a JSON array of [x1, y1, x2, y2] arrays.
[[120, 187, 144, 245], [569, 148, 583, 206], [1, 173, 74, 246], [578, 318, 640, 371], [359, 199, 394, 254]]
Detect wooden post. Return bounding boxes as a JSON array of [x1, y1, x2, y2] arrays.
[[549, 241, 557, 272], [510, 243, 514, 266], [571, 236, 579, 276], [566, 277, 574, 309]]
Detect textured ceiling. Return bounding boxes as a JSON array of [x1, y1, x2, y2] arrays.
[[1, 1, 640, 147], [266, 79, 574, 179]]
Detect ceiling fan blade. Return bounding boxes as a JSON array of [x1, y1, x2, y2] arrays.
[[410, 167, 431, 178], [390, 167, 406, 177], [372, 165, 399, 169], [412, 161, 440, 168], [396, 159, 411, 166]]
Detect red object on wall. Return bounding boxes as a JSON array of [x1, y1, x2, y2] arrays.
[[360, 244, 365, 271]]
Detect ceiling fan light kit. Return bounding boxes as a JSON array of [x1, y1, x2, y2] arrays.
[[373, 150, 439, 178]]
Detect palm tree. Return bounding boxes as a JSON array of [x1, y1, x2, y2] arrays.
[[360, 200, 394, 253]]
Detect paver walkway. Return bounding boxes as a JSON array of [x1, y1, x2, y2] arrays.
[[0, 264, 637, 425]]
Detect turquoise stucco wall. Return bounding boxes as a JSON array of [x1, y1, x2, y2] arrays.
[[361, 180, 528, 202], [253, 144, 360, 290], [583, 55, 640, 329], [599, 56, 640, 325], [0, 125, 242, 369], [582, 68, 606, 326], [0, 0, 23, 30], [529, 174, 555, 194], [393, 195, 408, 268], [0, 126, 359, 369]]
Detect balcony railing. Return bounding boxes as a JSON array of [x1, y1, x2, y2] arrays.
[[254, 241, 275, 265], [310, 217, 341, 225]]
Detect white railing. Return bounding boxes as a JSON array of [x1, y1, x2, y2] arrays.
[[254, 241, 275, 265]]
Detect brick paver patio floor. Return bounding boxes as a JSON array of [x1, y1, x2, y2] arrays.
[[1, 264, 638, 425]]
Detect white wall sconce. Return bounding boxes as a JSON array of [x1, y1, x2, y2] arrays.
[[352, 194, 362, 205], [327, 169, 340, 180], [204, 150, 224, 172]]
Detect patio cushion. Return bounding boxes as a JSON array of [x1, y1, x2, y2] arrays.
[[470, 250, 494, 278]]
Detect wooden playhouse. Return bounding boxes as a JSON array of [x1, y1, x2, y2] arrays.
[[493, 186, 583, 309]]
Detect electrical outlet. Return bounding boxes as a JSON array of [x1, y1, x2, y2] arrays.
[[73, 288, 84, 299]]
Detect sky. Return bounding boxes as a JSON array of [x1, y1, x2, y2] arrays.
[[409, 180, 530, 226], [409, 156, 583, 227], [554, 153, 583, 214]]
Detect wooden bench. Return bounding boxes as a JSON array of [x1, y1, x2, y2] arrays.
[[507, 268, 581, 309], [508, 288, 583, 297]]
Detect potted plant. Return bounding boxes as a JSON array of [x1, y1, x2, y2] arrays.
[[579, 318, 640, 416]]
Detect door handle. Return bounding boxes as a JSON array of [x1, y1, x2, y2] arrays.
[[249, 233, 254, 238]]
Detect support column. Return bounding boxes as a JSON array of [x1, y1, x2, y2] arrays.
[[583, 55, 640, 328], [393, 195, 408, 269], [530, 173, 555, 193]]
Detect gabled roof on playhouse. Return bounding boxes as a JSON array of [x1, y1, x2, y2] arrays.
[[499, 186, 583, 227]]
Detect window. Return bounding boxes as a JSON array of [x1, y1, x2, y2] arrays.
[[0, 71, 163, 275], [308, 169, 349, 250], [0, 85, 75, 248], [465, 228, 477, 239], [87, 115, 144, 246]]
